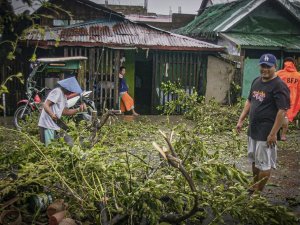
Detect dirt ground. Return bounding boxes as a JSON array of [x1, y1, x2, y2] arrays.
[[225, 128, 300, 218], [264, 131, 300, 217]]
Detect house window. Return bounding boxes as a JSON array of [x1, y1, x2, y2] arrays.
[[53, 19, 69, 26]]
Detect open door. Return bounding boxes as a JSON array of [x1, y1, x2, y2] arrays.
[[134, 60, 153, 114]]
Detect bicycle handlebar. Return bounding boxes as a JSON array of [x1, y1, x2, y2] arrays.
[[28, 86, 50, 94]]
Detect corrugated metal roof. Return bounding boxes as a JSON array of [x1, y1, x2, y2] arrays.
[[176, 0, 252, 39], [176, 0, 300, 39], [221, 33, 300, 50], [25, 19, 224, 51], [125, 14, 172, 23]]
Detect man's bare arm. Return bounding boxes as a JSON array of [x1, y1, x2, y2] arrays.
[[62, 108, 79, 116], [267, 109, 286, 147], [62, 104, 85, 116], [43, 100, 58, 120], [236, 100, 251, 133]]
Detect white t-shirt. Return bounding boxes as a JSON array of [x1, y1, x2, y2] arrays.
[[38, 88, 67, 130]]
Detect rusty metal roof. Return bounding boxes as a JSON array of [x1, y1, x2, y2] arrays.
[[26, 19, 224, 52]]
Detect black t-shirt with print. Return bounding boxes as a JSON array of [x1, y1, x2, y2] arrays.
[[247, 76, 290, 141]]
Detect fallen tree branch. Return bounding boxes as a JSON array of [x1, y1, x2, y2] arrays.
[[89, 110, 119, 148], [153, 130, 199, 223]]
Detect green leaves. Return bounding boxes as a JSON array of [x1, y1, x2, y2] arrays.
[[29, 53, 37, 62], [6, 51, 15, 60], [0, 97, 298, 224], [0, 85, 9, 93]]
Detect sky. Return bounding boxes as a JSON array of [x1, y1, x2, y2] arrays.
[[13, 0, 300, 15], [12, 0, 201, 15], [100, 0, 202, 14], [95, 0, 242, 14]]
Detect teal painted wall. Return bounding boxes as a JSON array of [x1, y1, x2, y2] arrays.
[[242, 57, 282, 98], [242, 58, 260, 98]]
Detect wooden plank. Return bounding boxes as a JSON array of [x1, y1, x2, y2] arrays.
[[172, 52, 175, 82], [176, 52, 180, 83], [159, 52, 163, 105], [193, 54, 197, 90], [181, 52, 184, 87], [193, 53, 197, 92], [64, 47, 68, 57], [182, 53, 187, 90], [100, 48, 104, 110], [151, 51, 156, 113], [159, 52, 162, 104], [96, 48, 100, 73], [88, 48, 95, 93], [189, 53, 192, 94], [104, 49, 109, 109], [164, 52, 168, 104], [85, 49, 89, 91], [91, 48, 96, 98], [199, 56, 207, 96], [196, 55, 201, 94], [186, 52, 189, 94], [114, 50, 120, 109], [109, 49, 113, 108], [95, 48, 101, 109]]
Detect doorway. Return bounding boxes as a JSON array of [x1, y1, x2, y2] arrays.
[[134, 60, 153, 114]]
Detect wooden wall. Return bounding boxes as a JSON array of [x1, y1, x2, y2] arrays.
[[64, 47, 120, 111], [1, 47, 209, 116], [152, 51, 207, 109]]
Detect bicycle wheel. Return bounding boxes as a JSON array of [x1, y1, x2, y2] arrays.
[[13, 105, 32, 130]]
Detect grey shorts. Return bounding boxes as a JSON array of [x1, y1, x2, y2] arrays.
[[248, 136, 277, 171]]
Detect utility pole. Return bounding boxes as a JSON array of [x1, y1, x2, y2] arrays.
[[144, 0, 148, 12]]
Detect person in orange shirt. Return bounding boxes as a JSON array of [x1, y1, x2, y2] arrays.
[[276, 57, 300, 140]]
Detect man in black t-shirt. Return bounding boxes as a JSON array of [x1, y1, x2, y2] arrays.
[[236, 53, 290, 193]]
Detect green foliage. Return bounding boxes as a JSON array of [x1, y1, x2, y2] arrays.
[[0, 85, 298, 224], [159, 81, 247, 134], [0, 73, 23, 110], [158, 81, 199, 116]]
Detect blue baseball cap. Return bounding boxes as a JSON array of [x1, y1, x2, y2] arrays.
[[57, 77, 82, 94], [259, 54, 277, 67]]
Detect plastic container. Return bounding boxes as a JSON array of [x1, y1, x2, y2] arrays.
[[28, 193, 53, 213]]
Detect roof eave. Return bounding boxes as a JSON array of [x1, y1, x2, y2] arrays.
[[216, 0, 300, 32], [24, 40, 225, 52], [215, 0, 266, 32]]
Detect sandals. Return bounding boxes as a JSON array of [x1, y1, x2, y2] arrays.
[[281, 136, 287, 141]]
